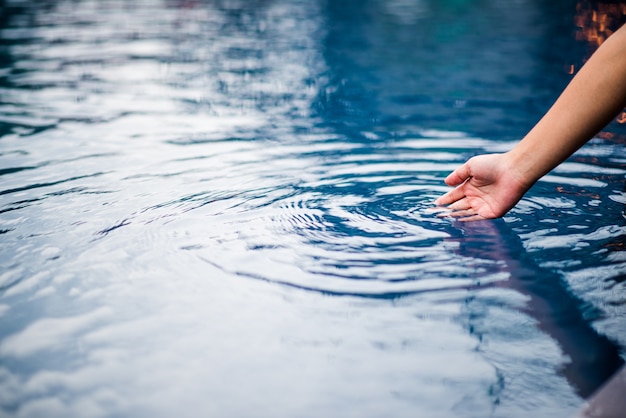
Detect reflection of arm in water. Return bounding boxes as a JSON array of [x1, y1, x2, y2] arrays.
[[575, 365, 626, 418], [436, 24, 626, 221], [452, 221, 624, 402]]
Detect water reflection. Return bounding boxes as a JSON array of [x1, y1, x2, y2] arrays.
[[317, 0, 585, 139], [453, 220, 623, 398], [0, 1, 625, 417]]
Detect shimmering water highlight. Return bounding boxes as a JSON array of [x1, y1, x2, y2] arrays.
[[0, 1, 625, 417]]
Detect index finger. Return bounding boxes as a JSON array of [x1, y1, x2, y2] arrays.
[[435, 185, 465, 206]]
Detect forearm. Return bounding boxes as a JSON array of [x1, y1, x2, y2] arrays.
[[507, 25, 626, 187]]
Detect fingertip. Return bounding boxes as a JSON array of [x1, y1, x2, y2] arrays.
[[443, 173, 464, 187], [434, 195, 451, 206], [436, 186, 465, 207], [444, 163, 471, 187], [443, 173, 457, 187]]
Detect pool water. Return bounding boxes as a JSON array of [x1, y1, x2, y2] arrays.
[[0, 0, 625, 417]]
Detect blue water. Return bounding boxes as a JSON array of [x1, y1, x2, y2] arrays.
[[0, 1, 625, 417]]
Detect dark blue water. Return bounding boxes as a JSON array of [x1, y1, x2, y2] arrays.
[[0, 1, 625, 417]]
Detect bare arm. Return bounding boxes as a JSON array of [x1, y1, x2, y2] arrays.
[[436, 24, 626, 221], [510, 24, 626, 186]]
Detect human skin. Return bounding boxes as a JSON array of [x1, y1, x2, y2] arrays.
[[435, 24, 626, 221]]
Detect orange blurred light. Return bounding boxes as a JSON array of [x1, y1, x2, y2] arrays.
[[575, 1, 624, 48]]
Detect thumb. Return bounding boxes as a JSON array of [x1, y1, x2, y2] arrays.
[[444, 162, 471, 186]]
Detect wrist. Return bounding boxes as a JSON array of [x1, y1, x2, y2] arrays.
[[502, 148, 541, 191]]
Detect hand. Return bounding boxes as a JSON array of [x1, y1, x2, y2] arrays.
[[435, 153, 532, 221]]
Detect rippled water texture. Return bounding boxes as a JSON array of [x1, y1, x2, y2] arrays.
[[1, 1, 625, 417]]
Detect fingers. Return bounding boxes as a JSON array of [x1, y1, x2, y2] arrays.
[[435, 203, 472, 218], [435, 162, 471, 205], [446, 208, 475, 218], [444, 163, 471, 187], [436, 206, 485, 222], [447, 198, 472, 212], [457, 214, 486, 222], [433, 197, 487, 222], [433, 158, 489, 222], [434, 185, 466, 206]]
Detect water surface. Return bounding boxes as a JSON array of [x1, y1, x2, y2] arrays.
[[0, 1, 625, 417]]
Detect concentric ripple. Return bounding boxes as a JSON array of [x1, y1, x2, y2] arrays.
[[0, 1, 625, 417]]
